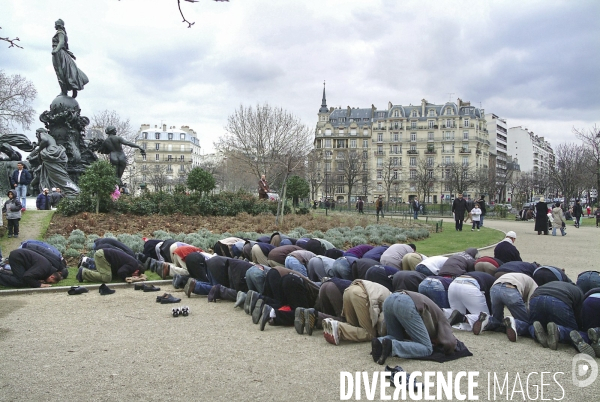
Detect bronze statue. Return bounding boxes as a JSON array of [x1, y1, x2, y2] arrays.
[[98, 126, 146, 185], [52, 19, 88, 98]]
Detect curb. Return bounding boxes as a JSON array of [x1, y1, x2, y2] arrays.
[[0, 279, 172, 296]]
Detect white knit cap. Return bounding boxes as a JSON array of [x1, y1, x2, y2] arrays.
[[506, 231, 517, 239]]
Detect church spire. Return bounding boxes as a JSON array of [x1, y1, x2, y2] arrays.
[[319, 80, 328, 113]]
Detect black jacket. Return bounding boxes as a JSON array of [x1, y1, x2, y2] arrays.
[[439, 248, 478, 277], [495, 261, 538, 277], [103, 248, 142, 281], [452, 198, 468, 220], [532, 282, 584, 328], [573, 204, 583, 218], [494, 240, 522, 263], [8, 249, 56, 288], [476, 198, 486, 215], [95, 238, 135, 259], [10, 168, 32, 187]]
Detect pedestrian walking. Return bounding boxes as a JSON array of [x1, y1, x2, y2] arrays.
[[551, 202, 566, 236], [376, 195, 384, 220], [534, 197, 549, 235], [476, 195, 487, 227], [573, 200, 583, 228]]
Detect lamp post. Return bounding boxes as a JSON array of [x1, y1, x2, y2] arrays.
[[325, 170, 328, 216]]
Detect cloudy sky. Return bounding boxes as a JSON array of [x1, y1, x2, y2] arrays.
[[1, 0, 599, 153]]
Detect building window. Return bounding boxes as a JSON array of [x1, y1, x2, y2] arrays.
[[377, 158, 383, 167], [410, 132, 417, 142], [363, 129, 369, 136], [411, 121, 417, 128], [155, 132, 160, 139], [464, 119, 469, 127], [428, 109, 435, 116], [337, 139, 346, 148], [181, 145, 185, 152], [339, 129, 344, 135], [393, 133, 399, 142], [167, 155, 172, 161], [392, 157, 399, 166], [167, 144, 173, 151], [428, 120, 434, 129], [411, 110, 418, 117], [350, 139, 357, 148], [362, 151, 368, 159], [142, 154, 146, 161], [427, 170, 434, 179], [168, 133, 173, 140], [444, 131, 453, 140], [393, 170, 398, 180], [180, 164, 186, 172], [410, 144, 416, 152], [463, 157, 469, 166], [350, 129, 357, 136], [377, 183, 383, 191], [428, 132, 434, 140], [410, 157, 416, 166], [336, 185, 344, 193], [142, 143, 147, 150], [394, 122, 399, 129], [180, 133, 185, 140], [325, 129, 332, 136], [377, 133, 383, 142], [155, 143, 160, 150], [325, 162, 331, 172], [410, 170, 416, 179], [377, 170, 382, 179], [377, 145, 383, 155], [155, 154, 160, 161], [142, 164, 148, 171], [142, 132, 148, 139], [362, 162, 367, 171], [392, 145, 399, 154], [427, 157, 434, 167], [363, 140, 368, 148], [167, 165, 173, 173], [180, 155, 184, 161], [325, 139, 332, 148], [463, 131, 469, 140], [394, 110, 399, 117], [445, 107, 453, 116]]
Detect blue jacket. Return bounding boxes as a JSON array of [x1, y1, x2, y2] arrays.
[[10, 168, 32, 187], [36, 193, 51, 210]]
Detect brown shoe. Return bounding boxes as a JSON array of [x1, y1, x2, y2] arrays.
[[184, 278, 196, 298]]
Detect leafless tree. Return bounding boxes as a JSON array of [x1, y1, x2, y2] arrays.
[[510, 171, 534, 206], [550, 143, 587, 204], [574, 125, 600, 203], [306, 151, 323, 201], [335, 150, 364, 208], [0, 70, 36, 134], [146, 164, 171, 192], [412, 157, 435, 202], [380, 156, 400, 204], [217, 103, 312, 192], [442, 162, 476, 196]]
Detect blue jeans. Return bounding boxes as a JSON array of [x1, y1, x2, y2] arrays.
[[552, 225, 565, 236], [415, 264, 435, 277], [577, 271, 600, 294], [16, 184, 27, 209], [528, 295, 588, 343], [486, 284, 530, 335], [245, 265, 268, 293], [379, 293, 433, 358], [193, 280, 213, 295], [413, 210, 418, 220], [284, 256, 307, 277], [418, 278, 449, 308], [480, 215, 484, 227], [331, 258, 352, 280]]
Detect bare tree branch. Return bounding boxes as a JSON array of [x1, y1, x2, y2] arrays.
[[0, 27, 23, 49], [0, 70, 37, 133], [177, 0, 230, 28]]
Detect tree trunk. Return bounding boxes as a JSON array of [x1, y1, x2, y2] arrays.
[[96, 197, 100, 214]]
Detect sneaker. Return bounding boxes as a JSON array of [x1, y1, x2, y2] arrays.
[[378, 338, 393, 365], [78, 254, 86, 268], [172, 274, 188, 289], [252, 299, 264, 325], [234, 291, 247, 309], [472, 312, 489, 335], [471, 229, 474, 231], [547, 322, 559, 350], [249, 290, 261, 315], [244, 290, 255, 315], [477, 229, 480, 231], [570, 330, 595, 358], [504, 316, 517, 342], [7, 234, 12, 238], [13, 235, 18, 238], [183, 278, 196, 298], [587, 328, 600, 357], [323, 318, 340, 346], [21, 208, 25, 212], [449, 310, 465, 326], [305, 308, 316, 336], [533, 321, 548, 348], [294, 308, 305, 335], [259, 305, 273, 331]]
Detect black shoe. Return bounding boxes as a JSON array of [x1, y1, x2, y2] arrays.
[[134, 282, 145, 290], [449, 310, 465, 326], [172, 274, 189, 289], [244, 290, 256, 314], [143, 284, 161, 292], [207, 284, 222, 303], [76, 266, 84, 283], [252, 299, 264, 324], [156, 293, 170, 303], [260, 305, 273, 331], [294, 308, 305, 335], [570, 330, 595, 357], [181, 306, 190, 317], [172, 307, 180, 317], [371, 338, 383, 363], [67, 286, 88, 295], [234, 291, 247, 309], [533, 321, 548, 348], [378, 338, 393, 365], [305, 308, 316, 336], [249, 290, 261, 315], [99, 283, 115, 296], [160, 294, 181, 304]]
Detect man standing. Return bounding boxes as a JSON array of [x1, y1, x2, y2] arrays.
[[36, 188, 51, 210], [258, 174, 269, 200], [573, 200, 583, 228], [10, 162, 31, 211], [452, 193, 468, 231], [411, 197, 420, 220], [376, 195, 384, 220], [476, 195, 487, 227], [356, 197, 364, 214]]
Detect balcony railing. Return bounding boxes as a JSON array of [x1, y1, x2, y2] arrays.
[[459, 149, 471, 154], [442, 150, 455, 154], [407, 150, 419, 155], [374, 151, 386, 156], [425, 149, 436, 154]]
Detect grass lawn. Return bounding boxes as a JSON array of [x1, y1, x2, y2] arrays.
[[415, 225, 505, 256]]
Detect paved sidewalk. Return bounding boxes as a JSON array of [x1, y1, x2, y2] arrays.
[[0, 219, 598, 401]]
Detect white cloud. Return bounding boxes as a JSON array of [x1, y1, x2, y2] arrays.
[[1, 0, 598, 153]]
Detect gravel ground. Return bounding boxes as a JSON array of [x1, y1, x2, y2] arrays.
[[0, 218, 599, 401]]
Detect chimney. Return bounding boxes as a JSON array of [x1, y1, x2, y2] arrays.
[[163, 124, 167, 132]]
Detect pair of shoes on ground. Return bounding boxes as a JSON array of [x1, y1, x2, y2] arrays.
[[234, 291, 247, 309], [249, 298, 274, 330], [156, 293, 181, 304], [370, 337, 393, 364], [134, 283, 160, 292], [244, 290, 261, 315], [172, 306, 190, 317], [67, 286, 88, 295], [294, 308, 317, 336], [533, 321, 568, 351], [99, 283, 115, 296]]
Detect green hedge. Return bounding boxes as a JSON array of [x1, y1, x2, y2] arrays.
[[57, 190, 290, 217]]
